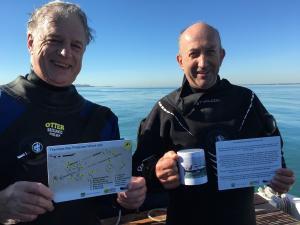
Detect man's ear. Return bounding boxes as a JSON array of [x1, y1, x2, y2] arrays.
[[176, 54, 184, 70], [220, 48, 226, 65], [27, 33, 34, 54]]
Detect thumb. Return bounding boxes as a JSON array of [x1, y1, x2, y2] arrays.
[[164, 150, 178, 160]]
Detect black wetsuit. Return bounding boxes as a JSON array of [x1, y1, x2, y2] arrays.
[[133, 77, 285, 225], [0, 72, 120, 225]]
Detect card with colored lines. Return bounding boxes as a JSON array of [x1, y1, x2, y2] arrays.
[[47, 140, 132, 202]]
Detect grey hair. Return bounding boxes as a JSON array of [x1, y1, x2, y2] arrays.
[[27, 0, 94, 45]]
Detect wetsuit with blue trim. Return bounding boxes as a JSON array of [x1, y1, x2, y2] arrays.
[[0, 72, 120, 225], [133, 76, 286, 225]]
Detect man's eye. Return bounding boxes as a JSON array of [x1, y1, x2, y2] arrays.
[[206, 49, 216, 55], [189, 52, 199, 58], [47, 39, 60, 44], [71, 44, 82, 50]]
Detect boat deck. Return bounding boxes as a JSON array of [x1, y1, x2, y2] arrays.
[[101, 194, 300, 225]]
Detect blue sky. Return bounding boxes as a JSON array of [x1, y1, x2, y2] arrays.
[[0, 0, 299, 87]]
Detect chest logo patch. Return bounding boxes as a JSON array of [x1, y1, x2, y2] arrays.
[[32, 142, 44, 154], [45, 122, 64, 137]]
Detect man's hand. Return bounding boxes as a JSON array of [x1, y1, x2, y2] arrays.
[[117, 176, 146, 209], [155, 151, 180, 189], [0, 181, 54, 223], [269, 168, 295, 194]]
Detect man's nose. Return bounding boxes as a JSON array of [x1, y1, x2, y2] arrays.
[[58, 45, 72, 57], [197, 54, 207, 68]]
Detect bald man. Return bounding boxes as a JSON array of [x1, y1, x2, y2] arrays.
[[132, 22, 295, 225]]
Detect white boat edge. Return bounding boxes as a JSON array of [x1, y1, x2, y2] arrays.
[[257, 186, 300, 220]]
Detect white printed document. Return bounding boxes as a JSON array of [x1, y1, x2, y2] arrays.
[[216, 136, 281, 191], [47, 140, 132, 202]]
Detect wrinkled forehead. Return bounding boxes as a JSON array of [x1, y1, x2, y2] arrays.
[[35, 13, 85, 38], [179, 25, 221, 51], [36, 12, 77, 29]]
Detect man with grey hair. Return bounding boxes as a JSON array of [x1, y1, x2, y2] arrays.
[[132, 22, 295, 225], [0, 1, 146, 224]]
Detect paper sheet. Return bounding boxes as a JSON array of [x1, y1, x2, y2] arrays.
[[47, 140, 132, 202], [216, 136, 281, 191]]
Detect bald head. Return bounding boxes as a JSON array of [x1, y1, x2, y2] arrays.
[[178, 22, 222, 53], [176, 22, 225, 90]]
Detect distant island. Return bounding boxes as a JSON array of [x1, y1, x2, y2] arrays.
[[75, 84, 113, 87], [74, 84, 93, 87]]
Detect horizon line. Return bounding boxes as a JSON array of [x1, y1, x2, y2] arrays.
[[75, 82, 300, 88]]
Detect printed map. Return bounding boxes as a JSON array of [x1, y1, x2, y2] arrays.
[[47, 140, 132, 202]]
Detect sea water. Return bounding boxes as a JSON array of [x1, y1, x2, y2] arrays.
[[77, 84, 300, 196]]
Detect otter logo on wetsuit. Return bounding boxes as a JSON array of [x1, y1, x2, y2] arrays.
[[45, 122, 64, 137]]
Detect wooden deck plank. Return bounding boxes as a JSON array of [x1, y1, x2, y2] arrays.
[[256, 211, 300, 225]]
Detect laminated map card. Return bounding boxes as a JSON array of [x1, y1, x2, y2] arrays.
[[47, 140, 132, 202]]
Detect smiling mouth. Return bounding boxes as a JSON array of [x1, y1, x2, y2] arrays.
[[197, 70, 208, 75], [195, 72, 208, 78], [52, 61, 71, 69]]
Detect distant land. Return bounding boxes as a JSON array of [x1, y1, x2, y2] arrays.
[[75, 84, 112, 87], [243, 83, 300, 86], [74, 82, 300, 88], [74, 84, 93, 87]]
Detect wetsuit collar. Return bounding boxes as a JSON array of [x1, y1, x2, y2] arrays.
[[4, 71, 85, 113], [174, 75, 222, 115], [27, 71, 70, 92]]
